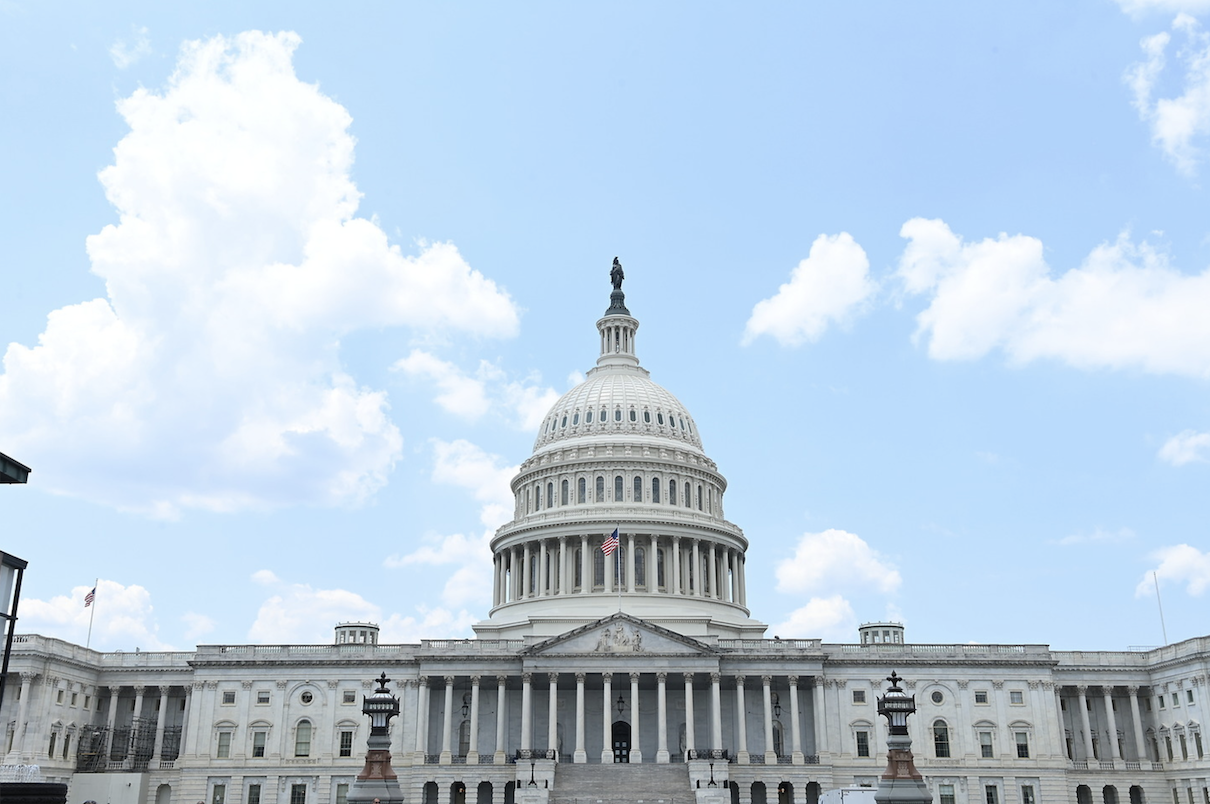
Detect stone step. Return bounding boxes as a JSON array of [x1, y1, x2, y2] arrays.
[[552, 763, 690, 803]]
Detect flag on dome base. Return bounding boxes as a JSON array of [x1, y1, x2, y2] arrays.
[[602, 529, 619, 556]]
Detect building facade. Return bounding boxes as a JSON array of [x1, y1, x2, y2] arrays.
[[3, 278, 1208, 804]]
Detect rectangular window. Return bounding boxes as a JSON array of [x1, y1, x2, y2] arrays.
[[1195, 732, 1203, 759], [339, 731, 353, 757], [986, 786, 999, 804], [336, 785, 349, 804], [980, 731, 994, 758], [940, 786, 956, 804], [216, 732, 231, 758], [1022, 787, 1036, 804], [1016, 732, 1030, 758], [248, 786, 261, 804], [1173, 791, 1180, 804], [343, 690, 356, 704], [1166, 736, 1174, 761], [290, 785, 307, 804], [1160, 696, 1167, 709], [1146, 698, 1152, 711], [853, 690, 866, 704], [256, 690, 270, 704], [1180, 734, 1188, 760], [1174, 693, 1181, 707], [252, 731, 266, 758], [856, 731, 870, 757], [213, 785, 226, 804], [1189, 789, 1195, 804], [1010, 691, 1024, 705], [84, 695, 91, 709], [56, 690, 64, 704], [221, 690, 236, 705], [975, 691, 989, 704], [48, 733, 57, 756], [71, 692, 78, 706], [1188, 690, 1195, 705], [295, 722, 312, 757]]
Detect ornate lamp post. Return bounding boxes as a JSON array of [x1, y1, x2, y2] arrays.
[[874, 671, 932, 804], [347, 673, 404, 804]]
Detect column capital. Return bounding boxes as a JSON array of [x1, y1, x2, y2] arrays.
[[18, 672, 38, 683], [710, 672, 720, 683], [735, 675, 746, 687], [1127, 685, 1141, 695], [630, 672, 641, 683], [1028, 680, 1041, 690], [419, 676, 430, 688], [992, 680, 1004, 690], [1101, 685, 1115, 696], [761, 675, 772, 686], [497, 674, 509, 686], [1076, 684, 1089, 694], [788, 675, 799, 686], [549, 673, 559, 685], [682, 673, 694, 685], [205, 680, 218, 690], [444, 675, 456, 685], [469, 675, 481, 686], [576, 673, 586, 683], [656, 672, 667, 683], [602, 672, 613, 683], [242, 681, 254, 690], [159, 685, 171, 695], [522, 673, 532, 684], [1043, 681, 1055, 690]]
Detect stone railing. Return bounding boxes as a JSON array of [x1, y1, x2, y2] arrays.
[[718, 639, 822, 652], [833, 643, 1050, 659]]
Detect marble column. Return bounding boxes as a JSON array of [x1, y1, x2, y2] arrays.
[[627, 534, 636, 594], [559, 536, 567, 595], [812, 679, 825, 760], [547, 674, 558, 758], [710, 673, 722, 752], [684, 674, 696, 756], [650, 534, 661, 593], [736, 676, 750, 763], [105, 685, 121, 759], [521, 674, 533, 753], [538, 540, 548, 597], [415, 678, 429, 761], [1128, 686, 1147, 762], [1103, 686, 1120, 761], [630, 672, 642, 763], [601, 673, 614, 763], [1055, 686, 1069, 760], [12, 673, 35, 758], [789, 675, 804, 763], [763, 676, 776, 763], [467, 676, 481, 764], [574, 673, 586, 763], [440, 676, 454, 764], [1077, 685, 1095, 760], [738, 554, 746, 605], [523, 543, 532, 599], [672, 536, 682, 595], [708, 543, 718, 598], [151, 686, 170, 765], [657, 672, 669, 763], [691, 539, 701, 595], [494, 676, 508, 764], [580, 535, 590, 594]]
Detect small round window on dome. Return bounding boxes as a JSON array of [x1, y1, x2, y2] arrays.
[[644, 411, 651, 423], [561, 416, 567, 428], [586, 410, 593, 423], [657, 412, 664, 425], [629, 410, 636, 422], [614, 409, 622, 422], [573, 412, 579, 425]]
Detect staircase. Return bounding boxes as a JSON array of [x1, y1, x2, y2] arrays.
[[552, 763, 692, 804]]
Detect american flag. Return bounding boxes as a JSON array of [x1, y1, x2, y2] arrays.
[[84, 587, 96, 607], [601, 529, 620, 556]]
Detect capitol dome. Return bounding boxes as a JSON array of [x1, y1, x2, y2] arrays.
[[474, 265, 767, 641]]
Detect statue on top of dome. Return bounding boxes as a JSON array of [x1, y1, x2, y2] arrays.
[[610, 257, 624, 290]]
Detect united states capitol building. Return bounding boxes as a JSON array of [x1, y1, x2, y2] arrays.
[[3, 275, 1208, 804]]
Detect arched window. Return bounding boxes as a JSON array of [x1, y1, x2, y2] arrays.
[[600, 408, 606, 422], [657, 549, 666, 589], [635, 547, 646, 587], [294, 720, 312, 757], [652, 478, 661, 503], [596, 476, 605, 503], [561, 479, 569, 506], [547, 482, 554, 508], [701, 554, 710, 595], [578, 477, 586, 504], [697, 484, 703, 510], [684, 482, 691, 507], [529, 553, 538, 594], [933, 720, 950, 758], [707, 488, 713, 514], [593, 543, 605, 587], [458, 719, 471, 757], [572, 412, 579, 426], [525, 488, 530, 514], [615, 475, 624, 501], [658, 412, 665, 425], [633, 476, 642, 502], [534, 484, 541, 511], [586, 409, 593, 424], [629, 409, 637, 422], [773, 721, 784, 756], [614, 408, 622, 422], [669, 481, 677, 506], [644, 410, 651, 423]]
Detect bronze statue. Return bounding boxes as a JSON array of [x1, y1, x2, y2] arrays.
[[610, 257, 624, 290]]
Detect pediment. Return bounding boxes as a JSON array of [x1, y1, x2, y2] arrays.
[[522, 612, 718, 656]]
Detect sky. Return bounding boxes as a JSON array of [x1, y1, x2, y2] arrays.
[[2, 1, 1210, 654]]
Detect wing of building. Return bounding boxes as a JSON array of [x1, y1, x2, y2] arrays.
[[3, 274, 1208, 804]]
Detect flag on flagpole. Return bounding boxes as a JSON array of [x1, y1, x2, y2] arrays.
[[84, 586, 96, 607], [602, 528, 620, 556]]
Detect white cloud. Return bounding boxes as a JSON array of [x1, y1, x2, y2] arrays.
[[21, 579, 172, 651], [379, 607, 477, 643], [1158, 429, 1210, 464], [743, 233, 876, 346], [393, 350, 559, 429], [110, 26, 151, 69], [1055, 527, 1136, 546], [0, 31, 519, 517], [897, 219, 1210, 376], [1117, 1, 1210, 17], [1125, 15, 1210, 176], [393, 350, 492, 419], [251, 569, 281, 585], [248, 582, 381, 644], [182, 612, 216, 640], [772, 595, 857, 641], [1136, 544, 1210, 596], [776, 529, 902, 596]]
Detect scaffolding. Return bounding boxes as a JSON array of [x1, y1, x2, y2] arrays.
[[75, 717, 159, 773]]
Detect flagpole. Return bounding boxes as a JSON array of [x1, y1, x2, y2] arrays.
[[617, 525, 622, 613], [86, 578, 97, 649]]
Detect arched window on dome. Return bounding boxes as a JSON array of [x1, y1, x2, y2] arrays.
[[644, 410, 651, 423], [586, 410, 593, 424], [614, 408, 622, 422], [572, 412, 579, 426], [530, 552, 538, 595], [633, 476, 642, 502], [614, 475, 624, 501], [679, 417, 685, 431], [707, 488, 712, 515], [657, 548, 666, 590], [561, 479, 569, 506], [578, 477, 586, 504], [684, 482, 691, 508], [657, 412, 665, 425], [669, 481, 677, 506], [629, 409, 636, 422], [534, 484, 541, 511], [600, 408, 607, 423], [547, 482, 554, 508], [635, 547, 646, 588], [593, 543, 605, 588], [697, 484, 703, 511], [652, 478, 661, 503], [596, 476, 605, 503], [561, 415, 567, 428], [574, 548, 583, 590], [525, 488, 531, 514], [701, 552, 710, 596]]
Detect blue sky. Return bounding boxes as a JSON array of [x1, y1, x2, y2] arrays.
[[2, 1, 1209, 653]]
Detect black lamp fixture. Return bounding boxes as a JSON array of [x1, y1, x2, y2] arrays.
[[616, 693, 626, 716], [461, 696, 470, 719], [876, 670, 915, 735], [528, 760, 537, 786], [707, 762, 718, 787], [774, 699, 782, 718]]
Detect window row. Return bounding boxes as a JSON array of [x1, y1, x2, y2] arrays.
[[219, 689, 358, 706], [212, 721, 359, 759], [543, 407, 694, 437], [930, 720, 1032, 759], [211, 782, 344, 804], [521, 475, 719, 515]]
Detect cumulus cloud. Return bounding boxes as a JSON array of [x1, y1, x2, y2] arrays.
[[392, 351, 558, 429], [897, 219, 1210, 375], [1136, 544, 1210, 596], [1158, 429, 1210, 464], [384, 439, 517, 608], [1126, 14, 1210, 175], [21, 579, 171, 651], [380, 608, 478, 643], [0, 31, 519, 517], [182, 612, 216, 640], [772, 595, 857, 641], [743, 233, 876, 346], [776, 529, 902, 596], [110, 26, 151, 69]]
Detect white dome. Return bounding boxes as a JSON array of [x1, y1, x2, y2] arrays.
[[533, 367, 703, 453]]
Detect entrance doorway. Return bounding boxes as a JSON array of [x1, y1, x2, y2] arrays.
[[612, 721, 631, 763]]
